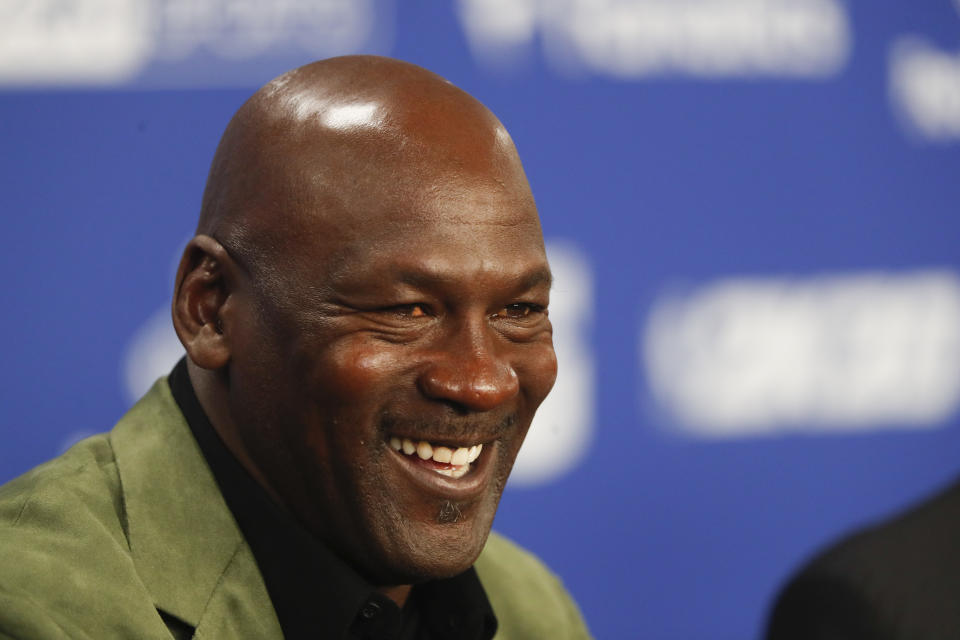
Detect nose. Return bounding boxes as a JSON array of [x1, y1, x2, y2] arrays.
[[417, 322, 520, 412]]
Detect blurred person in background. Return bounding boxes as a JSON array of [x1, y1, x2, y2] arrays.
[[766, 477, 960, 640]]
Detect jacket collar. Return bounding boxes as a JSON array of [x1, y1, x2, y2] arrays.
[[109, 379, 281, 635]]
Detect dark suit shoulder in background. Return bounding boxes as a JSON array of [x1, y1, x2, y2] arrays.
[[766, 482, 960, 640], [766, 476, 960, 640]]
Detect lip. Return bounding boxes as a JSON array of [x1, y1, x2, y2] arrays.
[[386, 437, 497, 501]]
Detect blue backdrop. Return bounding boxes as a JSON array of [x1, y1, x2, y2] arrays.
[[3, 2, 960, 638]]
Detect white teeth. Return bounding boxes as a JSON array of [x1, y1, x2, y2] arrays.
[[450, 447, 469, 466], [416, 441, 433, 460], [392, 436, 485, 476], [434, 465, 470, 479]]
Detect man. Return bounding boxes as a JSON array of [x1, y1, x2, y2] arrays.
[[0, 56, 590, 639], [765, 477, 960, 640]]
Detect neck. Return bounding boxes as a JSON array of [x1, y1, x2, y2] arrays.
[[186, 361, 285, 506], [379, 584, 412, 608]]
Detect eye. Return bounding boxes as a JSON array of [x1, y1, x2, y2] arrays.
[[492, 303, 543, 320], [391, 303, 429, 318]]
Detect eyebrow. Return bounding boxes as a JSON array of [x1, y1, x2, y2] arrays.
[[519, 266, 554, 290], [396, 264, 554, 291]]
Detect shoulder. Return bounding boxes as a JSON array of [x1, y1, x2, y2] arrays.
[[766, 566, 891, 640], [475, 531, 592, 639], [0, 402, 171, 638], [766, 477, 960, 640], [0, 430, 123, 531]]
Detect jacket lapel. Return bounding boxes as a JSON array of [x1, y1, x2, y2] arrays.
[[191, 541, 283, 639], [110, 379, 282, 638]]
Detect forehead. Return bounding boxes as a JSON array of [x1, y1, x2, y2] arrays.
[[280, 119, 539, 252], [308, 174, 548, 292]]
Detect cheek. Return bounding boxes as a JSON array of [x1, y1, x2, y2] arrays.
[[515, 341, 558, 408], [320, 339, 412, 401]]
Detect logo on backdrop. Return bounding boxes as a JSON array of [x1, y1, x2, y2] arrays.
[[458, 0, 852, 78], [643, 270, 960, 437], [6, 0, 958, 145], [1, 0, 853, 85], [0, 0, 153, 84], [0, 0, 390, 86], [121, 240, 597, 487], [888, 0, 960, 141]]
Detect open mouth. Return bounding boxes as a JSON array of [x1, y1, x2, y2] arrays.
[[388, 436, 483, 479]]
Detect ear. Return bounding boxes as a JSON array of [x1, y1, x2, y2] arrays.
[[172, 235, 235, 370]]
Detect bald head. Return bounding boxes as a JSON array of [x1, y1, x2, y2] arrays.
[[197, 56, 537, 279]]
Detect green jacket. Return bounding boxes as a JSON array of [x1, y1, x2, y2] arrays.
[[0, 380, 591, 639]]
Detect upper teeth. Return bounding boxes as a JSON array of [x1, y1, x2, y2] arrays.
[[389, 436, 482, 467]]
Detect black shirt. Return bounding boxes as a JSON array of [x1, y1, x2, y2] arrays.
[[168, 359, 497, 640]]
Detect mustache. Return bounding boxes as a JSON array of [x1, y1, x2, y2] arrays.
[[379, 411, 517, 441]]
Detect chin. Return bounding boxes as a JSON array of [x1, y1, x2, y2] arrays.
[[364, 510, 495, 586]]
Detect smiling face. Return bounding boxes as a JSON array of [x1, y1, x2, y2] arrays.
[[188, 58, 557, 587], [226, 204, 555, 585]]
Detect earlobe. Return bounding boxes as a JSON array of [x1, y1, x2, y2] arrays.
[[172, 235, 233, 370]]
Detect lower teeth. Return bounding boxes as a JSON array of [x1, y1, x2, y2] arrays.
[[433, 465, 469, 479]]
